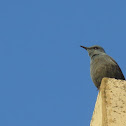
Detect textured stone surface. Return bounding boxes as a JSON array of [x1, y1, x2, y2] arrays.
[[90, 78, 126, 126]]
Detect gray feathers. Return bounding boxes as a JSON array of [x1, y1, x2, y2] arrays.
[[81, 45, 125, 89]]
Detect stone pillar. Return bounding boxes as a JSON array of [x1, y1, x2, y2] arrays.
[[90, 78, 126, 126]]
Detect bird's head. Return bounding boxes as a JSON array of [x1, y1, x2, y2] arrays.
[[80, 45, 106, 58]]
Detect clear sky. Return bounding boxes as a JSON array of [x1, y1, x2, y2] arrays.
[[0, 0, 126, 126]]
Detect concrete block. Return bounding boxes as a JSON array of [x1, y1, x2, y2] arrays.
[[90, 78, 126, 126]]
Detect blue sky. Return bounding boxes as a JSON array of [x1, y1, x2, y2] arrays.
[[0, 0, 126, 126]]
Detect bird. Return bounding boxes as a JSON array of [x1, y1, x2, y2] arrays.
[[80, 45, 125, 89]]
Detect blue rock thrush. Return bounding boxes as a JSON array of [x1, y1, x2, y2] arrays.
[[80, 45, 125, 89]]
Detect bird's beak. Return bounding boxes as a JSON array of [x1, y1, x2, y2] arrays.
[[80, 45, 88, 50]]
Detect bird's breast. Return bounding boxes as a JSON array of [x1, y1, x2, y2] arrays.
[[90, 56, 111, 87]]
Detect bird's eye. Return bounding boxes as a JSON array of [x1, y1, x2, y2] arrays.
[[94, 47, 98, 50]]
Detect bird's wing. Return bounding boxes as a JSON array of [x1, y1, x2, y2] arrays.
[[108, 56, 125, 80]]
